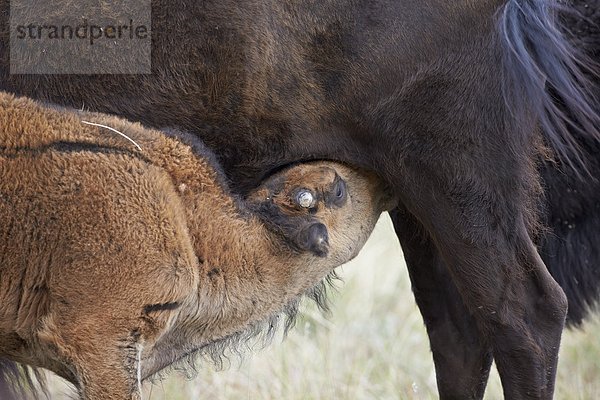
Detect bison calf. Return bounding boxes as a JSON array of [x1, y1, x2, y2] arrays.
[[0, 93, 393, 399]]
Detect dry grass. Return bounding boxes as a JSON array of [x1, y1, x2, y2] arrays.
[[47, 214, 600, 399]]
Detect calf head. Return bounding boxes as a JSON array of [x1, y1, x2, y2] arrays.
[[248, 162, 396, 262]]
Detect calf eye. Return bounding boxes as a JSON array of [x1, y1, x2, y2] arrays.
[[327, 177, 347, 207], [335, 180, 345, 199], [296, 190, 315, 208]]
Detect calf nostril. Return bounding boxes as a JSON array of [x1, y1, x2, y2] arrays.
[[310, 223, 328, 242], [297, 222, 329, 257]]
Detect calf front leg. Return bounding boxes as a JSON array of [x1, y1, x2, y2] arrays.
[[75, 337, 143, 400], [38, 314, 144, 400], [61, 334, 144, 400]]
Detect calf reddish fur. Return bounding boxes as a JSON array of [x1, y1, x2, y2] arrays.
[[0, 93, 392, 399]]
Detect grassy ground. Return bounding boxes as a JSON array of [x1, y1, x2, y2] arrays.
[[47, 214, 600, 399]]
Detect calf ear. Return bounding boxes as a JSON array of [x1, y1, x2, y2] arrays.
[[295, 222, 329, 257]]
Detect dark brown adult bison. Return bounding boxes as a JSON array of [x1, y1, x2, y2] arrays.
[[1, 0, 599, 398], [0, 92, 393, 399]]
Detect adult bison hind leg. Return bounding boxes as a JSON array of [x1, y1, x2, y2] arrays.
[[390, 205, 492, 400], [394, 161, 567, 399]]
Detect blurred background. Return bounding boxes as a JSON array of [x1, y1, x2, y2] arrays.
[[48, 214, 600, 399]]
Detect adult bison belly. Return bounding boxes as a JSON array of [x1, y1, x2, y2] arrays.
[[0, 0, 377, 192], [0, 0, 497, 193]]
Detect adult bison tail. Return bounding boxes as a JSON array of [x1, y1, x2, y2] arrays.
[[499, 0, 600, 325], [0, 359, 46, 400], [498, 0, 600, 172]]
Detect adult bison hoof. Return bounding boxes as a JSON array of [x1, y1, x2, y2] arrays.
[[297, 222, 329, 257]]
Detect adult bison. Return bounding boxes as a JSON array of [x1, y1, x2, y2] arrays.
[[1, 0, 599, 398]]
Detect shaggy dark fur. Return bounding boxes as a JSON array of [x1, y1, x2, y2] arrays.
[[537, 0, 600, 325], [1, 1, 599, 398], [500, 1, 600, 171]]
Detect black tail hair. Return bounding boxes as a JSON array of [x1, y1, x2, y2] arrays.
[[500, 0, 600, 324], [499, 0, 600, 173], [0, 359, 46, 400]]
